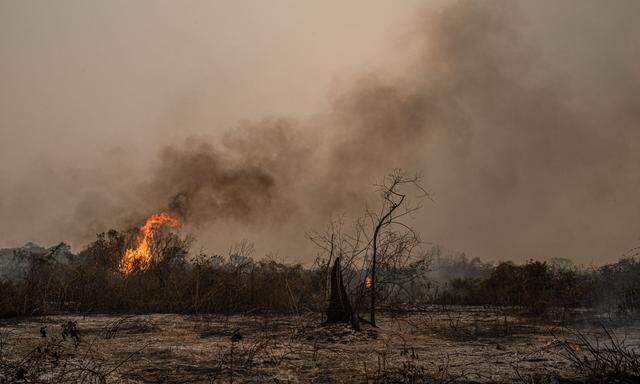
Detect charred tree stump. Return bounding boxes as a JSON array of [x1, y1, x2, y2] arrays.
[[325, 257, 354, 325]]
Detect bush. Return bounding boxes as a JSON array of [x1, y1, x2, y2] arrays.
[[432, 259, 617, 319], [3, 230, 640, 320], [0, 231, 325, 318]]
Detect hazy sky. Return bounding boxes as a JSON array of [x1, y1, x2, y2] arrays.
[[1, 1, 639, 265], [0, 0, 418, 155], [0, 0, 420, 246]]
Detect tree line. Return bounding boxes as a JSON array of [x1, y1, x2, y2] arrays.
[[1, 170, 639, 323]]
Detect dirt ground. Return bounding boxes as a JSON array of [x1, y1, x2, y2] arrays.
[[2, 307, 639, 383]]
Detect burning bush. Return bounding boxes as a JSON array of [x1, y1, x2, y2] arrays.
[[118, 213, 182, 275]]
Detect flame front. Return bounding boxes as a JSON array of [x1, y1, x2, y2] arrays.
[[119, 212, 181, 275]]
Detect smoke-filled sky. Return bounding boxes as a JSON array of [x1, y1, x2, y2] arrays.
[[1, 0, 639, 265]]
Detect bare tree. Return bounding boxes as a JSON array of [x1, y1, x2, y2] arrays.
[[367, 169, 430, 325], [310, 169, 430, 328]]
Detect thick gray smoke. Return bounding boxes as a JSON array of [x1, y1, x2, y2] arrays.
[[139, 118, 318, 227], [1, 0, 639, 264]]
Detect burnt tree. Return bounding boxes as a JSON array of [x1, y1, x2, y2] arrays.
[[325, 257, 354, 324], [368, 170, 427, 326], [311, 169, 430, 329]]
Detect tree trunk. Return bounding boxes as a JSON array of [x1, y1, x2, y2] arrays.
[[371, 230, 378, 326], [370, 199, 402, 327], [325, 257, 353, 325]]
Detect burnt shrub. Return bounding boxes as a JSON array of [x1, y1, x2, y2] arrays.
[[597, 257, 640, 317], [482, 262, 525, 307], [434, 259, 601, 318], [3, 229, 640, 320], [435, 277, 484, 305], [1, 230, 327, 317], [521, 261, 552, 314]]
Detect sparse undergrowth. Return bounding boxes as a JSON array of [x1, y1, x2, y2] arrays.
[[3, 310, 637, 383], [0, 319, 144, 383], [556, 325, 640, 383]]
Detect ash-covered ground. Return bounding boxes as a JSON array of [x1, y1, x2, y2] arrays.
[[3, 308, 638, 383]]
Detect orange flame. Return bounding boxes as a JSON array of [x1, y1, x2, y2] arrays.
[[119, 212, 181, 275], [364, 276, 373, 289]]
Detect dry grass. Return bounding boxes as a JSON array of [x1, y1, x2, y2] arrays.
[[4, 308, 636, 383], [555, 324, 640, 382], [0, 319, 145, 383]]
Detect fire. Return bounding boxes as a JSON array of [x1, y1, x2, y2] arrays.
[[119, 212, 181, 275], [364, 276, 373, 289]]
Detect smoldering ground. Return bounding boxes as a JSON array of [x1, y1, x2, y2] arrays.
[[1, 0, 639, 263]]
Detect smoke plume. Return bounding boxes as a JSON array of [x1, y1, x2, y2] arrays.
[[1, 0, 639, 264]]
